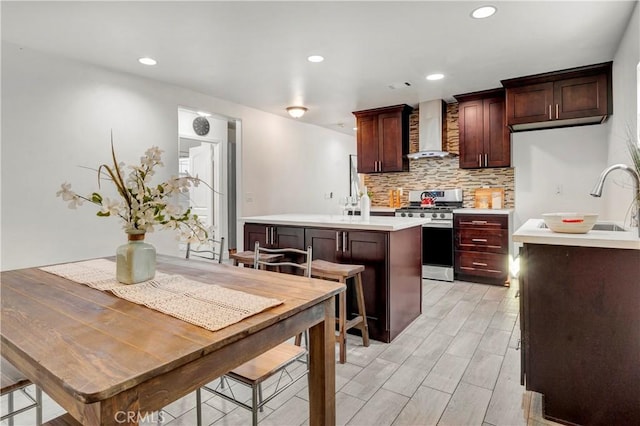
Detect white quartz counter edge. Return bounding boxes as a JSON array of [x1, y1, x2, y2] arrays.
[[513, 219, 640, 250], [453, 208, 514, 215], [241, 214, 430, 231], [371, 206, 396, 213]]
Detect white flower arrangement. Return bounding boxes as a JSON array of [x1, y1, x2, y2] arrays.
[[57, 141, 210, 242]]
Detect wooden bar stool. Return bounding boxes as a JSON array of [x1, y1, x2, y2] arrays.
[[310, 259, 370, 364], [230, 250, 284, 270]]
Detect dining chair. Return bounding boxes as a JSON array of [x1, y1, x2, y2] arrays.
[[1, 357, 42, 426], [195, 243, 312, 426], [185, 236, 225, 263]]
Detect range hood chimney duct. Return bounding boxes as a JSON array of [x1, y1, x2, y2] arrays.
[[407, 99, 449, 159]]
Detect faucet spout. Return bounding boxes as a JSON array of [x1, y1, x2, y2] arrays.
[[590, 163, 640, 236]]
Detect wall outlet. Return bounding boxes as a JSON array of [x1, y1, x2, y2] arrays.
[[245, 192, 254, 203]]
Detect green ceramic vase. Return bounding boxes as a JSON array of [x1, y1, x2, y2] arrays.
[[116, 230, 156, 284]]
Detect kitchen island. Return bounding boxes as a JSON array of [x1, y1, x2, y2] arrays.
[[241, 214, 428, 342], [513, 219, 640, 425]]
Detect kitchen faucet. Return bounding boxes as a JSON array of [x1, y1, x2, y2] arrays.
[[590, 163, 640, 237]]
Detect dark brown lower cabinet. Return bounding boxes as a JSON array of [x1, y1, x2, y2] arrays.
[[244, 223, 305, 250], [520, 243, 640, 426], [245, 223, 422, 343], [454, 213, 510, 286], [306, 229, 389, 341], [306, 226, 421, 342]]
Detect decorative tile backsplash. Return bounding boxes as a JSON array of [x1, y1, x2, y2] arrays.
[[364, 103, 515, 208]]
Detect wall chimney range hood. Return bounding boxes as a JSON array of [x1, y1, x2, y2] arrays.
[[407, 99, 449, 159]]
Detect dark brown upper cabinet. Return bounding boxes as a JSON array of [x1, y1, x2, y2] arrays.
[[501, 62, 612, 132], [454, 88, 510, 169], [353, 104, 413, 173]]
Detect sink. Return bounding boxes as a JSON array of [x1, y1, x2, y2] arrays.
[[591, 223, 627, 232], [538, 222, 626, 232]]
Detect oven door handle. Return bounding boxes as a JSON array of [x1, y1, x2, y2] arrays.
[[423, 222, 453, 229]]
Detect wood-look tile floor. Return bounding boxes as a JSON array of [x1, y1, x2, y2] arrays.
[[1, 279, 566, 426]]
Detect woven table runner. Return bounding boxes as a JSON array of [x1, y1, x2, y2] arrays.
[[40, 259, 283, 332]]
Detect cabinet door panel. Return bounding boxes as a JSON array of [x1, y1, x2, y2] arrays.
[[455, 214, 508, 229], [454, 251, 508, 280], [484, 97, 510, 168], [356, 115, 378, 173], [458, 100, 484, 168], [555, 74, 607, 120], [274, 226, 305, 250], [455, 228, 508, 254], [306, 228, 342, 263], [244, 223, 269, 249], [506, 82, 553, 125], [378, 112, 403, 172]]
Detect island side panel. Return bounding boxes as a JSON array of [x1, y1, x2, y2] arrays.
[[523, 243, 640, 426], [388, 226, 422, 341]]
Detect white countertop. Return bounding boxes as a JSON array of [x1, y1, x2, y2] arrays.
[[241, 214, 429, 231], [513, 218, 640, 250], [453, 208, 514, 215]]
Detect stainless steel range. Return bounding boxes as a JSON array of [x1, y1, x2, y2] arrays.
[[395, 189, 463, 282]]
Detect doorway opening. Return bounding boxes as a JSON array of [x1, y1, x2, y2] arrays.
[[178, 107, 240, 259]]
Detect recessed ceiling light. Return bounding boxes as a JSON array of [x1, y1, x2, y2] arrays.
[[426, 73, 445, 81], [138, 57, 157, 66], [471, 5, 497, 19], [307, 55, 324, 63]]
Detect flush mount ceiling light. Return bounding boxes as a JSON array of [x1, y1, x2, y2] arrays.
[[287, 106, 308, 118], [471, 5, 497, 19], [307, 55, 324, 63], [426, 73, 445, 81], [197, 111, 211, 117], [138, 57, 157, 66]]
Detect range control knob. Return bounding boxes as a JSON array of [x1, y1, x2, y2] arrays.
[[408, 213, 414, 217], [431, 213, 438, 219], [400, 212, 406, 217], [420, 213, 425, 218], [440, 213, 446, 219]]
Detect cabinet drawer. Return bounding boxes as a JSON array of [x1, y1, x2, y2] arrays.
[[456, 228, 507, 253], [455, 214, 508, 229], [455, 251, 508, 279]]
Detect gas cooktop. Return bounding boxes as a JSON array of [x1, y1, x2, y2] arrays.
[[395, 189, 463, 218]]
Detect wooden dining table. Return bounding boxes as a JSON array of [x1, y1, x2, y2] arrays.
[[0, 255, 345, 425]]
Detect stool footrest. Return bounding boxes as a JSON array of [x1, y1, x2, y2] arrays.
[[345, 316, 364, 330]]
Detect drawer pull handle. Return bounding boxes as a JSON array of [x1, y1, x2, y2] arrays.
[[471, 238, 488, 242], [472, 262, 488, 267], [471, 220, 488, 225]]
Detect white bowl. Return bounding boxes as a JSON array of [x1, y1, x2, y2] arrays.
[[542, 213, 599, 234]]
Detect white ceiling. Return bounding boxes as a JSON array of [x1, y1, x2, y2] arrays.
[[2, 1, 636, 135]]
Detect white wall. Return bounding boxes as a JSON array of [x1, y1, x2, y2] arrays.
[[513, 3, 639, 231], [602, 3, 639, 224], [512, 125, 610, 230], [1, 43, 355, 270]]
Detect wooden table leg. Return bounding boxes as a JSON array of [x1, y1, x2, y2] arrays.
[[308, 297, 336, 426]]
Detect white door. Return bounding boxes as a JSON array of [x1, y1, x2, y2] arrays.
[[189, 144, 214, 231]]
